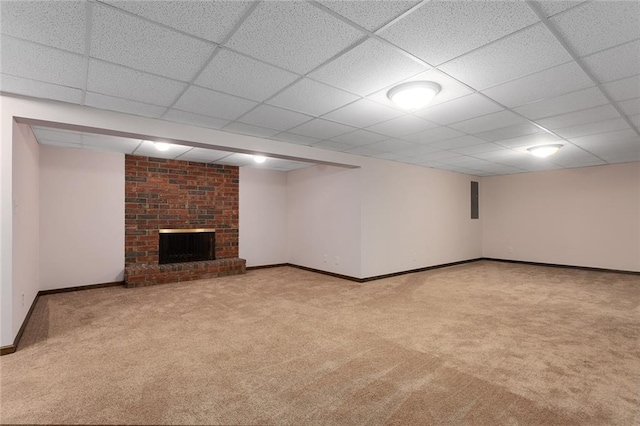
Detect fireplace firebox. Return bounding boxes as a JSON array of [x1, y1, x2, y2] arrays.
[[158, 229, 215, 265]]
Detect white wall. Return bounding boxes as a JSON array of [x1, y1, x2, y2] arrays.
[[39, 145, 125, 290], [360, 159, 482, 278], [11, 122, 40, 342], [482, 162, 640, 272], [287, 165, 362, 277], [239, 167, 288, 267]]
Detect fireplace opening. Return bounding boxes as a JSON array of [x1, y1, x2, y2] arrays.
[[159, 229, 215, 265]]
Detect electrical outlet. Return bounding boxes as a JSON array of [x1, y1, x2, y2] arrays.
[[507, 246, 514, 254], [334, 256, 340, 265], [323, 254, 328, 263]]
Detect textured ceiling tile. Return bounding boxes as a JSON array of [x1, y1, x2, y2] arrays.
[[318, 1, 419, 31], [225, 1, 363, 74], [215, 153, 255, 167], [582, 40, 640, 83], [533, 1, 586, 18], [288, 118, 357, 139], [87, 60, 187, 107], [514, 87, 609, 120], [451, 142, 506, 155], [475, 123, 543, 142], [312, 140, 354, 152], [535, 104, 621, 130], [601, 75, 640, 102], [365, 115, 438, 138], [322, 99, 403, 128], [554, 117, 630, 139], [440, 24, 571, 90], [172, 86, 258, 121], [379, 0, 538, 66], [238, 105, 311, 131], [417, 94, 503, 125], [0, 74, 83, 104], [403, 126, 465, 144], [272, 132, 321, 146], [0, 0, 86, 53], [133, 140, 192, 158], [177, 148, 231, 163], [550, 1, 640, 57], [569, 128, 638, 148], [104, 1, 252, 43], [162, 109, 229, 130], [85, 92, 167, 118], [343, 146, 386, 156], [449, 110, 526, 134], [309, 38, 427, 96], [223, 122, 281, 138], [0, 36, 85, 88], [364, 138, 418, 153], [91, 4, 215, 81], [82, 133, 142, 153], [267, 78, 359, 116], [616, 98, 640, 116], [495, 132, 562, 149], [196, 49, 298, 102], [481, 61, 593, 107], [32, 127, 83, 144], [430, 135, 486, 150], [332, 129, 388, 146]]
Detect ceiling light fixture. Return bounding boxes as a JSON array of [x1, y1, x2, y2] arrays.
[[253, 155, 266, 164], [154, 142, 171, 151], [387, 81, 441, 111], [528, 144, 563, 158]]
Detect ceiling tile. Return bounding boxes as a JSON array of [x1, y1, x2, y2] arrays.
[[91, 4, 215, 81], [582, 40, 640, 83], [0, 74, 83, 104], [495, 132, 562, 149], [554, 117, 630, 139], [238, 105, 311, 131], [416, 94, 503, 125], [451, 142, 506, 155], [33, 127, 83, 144], [104, 1, 252, 43], [272, 132, 321, 146], [372, 152, 412, 161], [343, 146, 386, 156], [535, 104, 621, 129], [0, 0, 85, 53], [309, 38, 427, 96], [225, 1, 363, 74], [318, 1, 419, 31], [431, 135, 485, 150], [547, 144, 606, 167], [173, 86, 258, 121], [450, 110, 525, 134], [332, 130, 388, 146], [413, 150, 462, 161], [473, 148, 520, 161], [267, 78, 359, 116], [379, 0, 537, 66], [629, 114, 640, 127], [617, 98, 640, 116], [133, 140, 193, 158], [87, 60, 187, 107], [550, 1, 640, 57], [195, 49, 298, 102], [403, 126, 465, 144], [85, 92, 167, 118], [568, 128, 638, 150], [602, 75, 640, 102], [475, 123, 543, 142], [213, 153, 255, 167], [162, 109, 229, 130], [365, 115, 438, 138], [175, 148, 231, 163], [440, 24, 571, 90], [533, 1, 586, 18], [311, 140, 354, 152], [364, 139, 418, 153], [82, 133, 142, 153], [288, 118, 357, 139], [38, 140, 82, 150], [0, 36, 85, 88], [367, 69, 474, 110], [223, 122, 280, 138], [481, 61, 593, 107], [514, 87, 609, 119], [322, 99, 403, 128]]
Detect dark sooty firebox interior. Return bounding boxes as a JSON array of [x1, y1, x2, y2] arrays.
[[159, 229, 215, 265]]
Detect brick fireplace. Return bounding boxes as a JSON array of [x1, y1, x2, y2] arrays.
[[124, 155, 245, 287]]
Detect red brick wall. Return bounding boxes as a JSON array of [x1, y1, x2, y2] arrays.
[[125, 155, 239, 266]]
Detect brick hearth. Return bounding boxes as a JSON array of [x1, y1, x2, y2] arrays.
[[124, 155, 245, 287]]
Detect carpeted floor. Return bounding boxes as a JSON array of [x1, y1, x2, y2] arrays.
[[1, 261, 639, 425]]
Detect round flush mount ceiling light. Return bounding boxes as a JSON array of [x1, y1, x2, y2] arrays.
[[154, 142, 171, 151], [528, 144, 563, 158], [253, 155, 266, 164], [387, 81, 441, 111]]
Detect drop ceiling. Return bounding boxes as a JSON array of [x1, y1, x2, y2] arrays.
[[1, 0, 639, 176]]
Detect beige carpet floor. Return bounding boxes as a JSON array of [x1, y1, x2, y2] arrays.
[[1, 261, 639, 425]]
